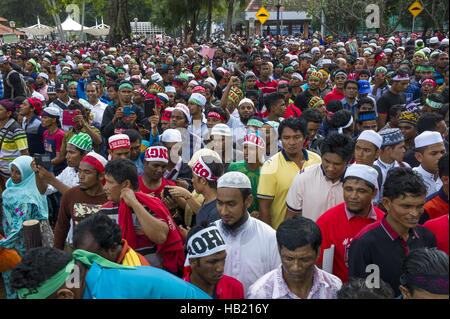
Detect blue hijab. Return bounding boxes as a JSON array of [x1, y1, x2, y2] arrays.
[[2, 156, 49, 219]]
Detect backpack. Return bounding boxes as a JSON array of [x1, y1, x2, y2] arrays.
[[5, 70, 31, 98]]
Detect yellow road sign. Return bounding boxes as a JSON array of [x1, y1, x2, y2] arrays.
[[256, 7, 270, 25], [408, 1, 423, 17]]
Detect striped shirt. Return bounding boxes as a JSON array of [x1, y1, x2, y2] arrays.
[[0, 118, 28, 176]]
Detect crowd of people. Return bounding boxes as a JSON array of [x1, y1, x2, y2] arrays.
[[0, 30, 449, 299]]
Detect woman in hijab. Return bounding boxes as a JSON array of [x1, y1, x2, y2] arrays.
[[0, 155, 52, 299]]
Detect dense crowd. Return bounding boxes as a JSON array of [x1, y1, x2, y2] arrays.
[[0, 31, 448, 299]]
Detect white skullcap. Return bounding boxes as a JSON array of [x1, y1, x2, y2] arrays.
[[211, 124, 232, 137], [218, 171, 251, 189], [151, 73, 163, 83], [311, 47, 320, 54], [165, 86, 176, 93], [429, 37, 440, 44], [157, 93, 169, 103], [442, 38, 449, 46], [188, 80, 199, 87], [204, 77, 217, 88], [161, 129, 182, 143], [357, 130, 383, 149], [173, 103, 190, 122], [188, 92, 207, 107], [415, 131, 444, 149], [421, 47, 431, 55], [344, 164, 379, 190], [291, 73, 303, 81], [42, 106, 61, 117], [37, 72, 49, 81], [238, 98, 255, 108]]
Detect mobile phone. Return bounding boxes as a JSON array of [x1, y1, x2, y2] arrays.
[[163, 187, 172, 199], [62, 109, 79, 127], [144, 99, 156, 118], [123, 105, 134, 117], [35, 154, 52, 171]]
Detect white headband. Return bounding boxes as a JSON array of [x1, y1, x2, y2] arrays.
[[145, 146, 169, 163], [192, 156, 217, 181], [338, 116, 353, 134], [184, 225, 227, 266]]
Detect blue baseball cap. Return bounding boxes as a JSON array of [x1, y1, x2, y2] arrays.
[[358, 80, 371, 94]]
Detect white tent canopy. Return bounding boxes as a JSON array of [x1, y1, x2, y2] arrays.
[[18, 17, 54, 36], [60, 15, 89, 32]]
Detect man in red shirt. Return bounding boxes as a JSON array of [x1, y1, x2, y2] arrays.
[[183, 223, 244, 299], [255, 61, 278, 94], [423, 154, 449, 255], [108, 133, 131, 160], [139, 145, 175, 198], [324, 70, 348, 105], [317, 164, 385, 282], [424, 214, 449, 255], [277, 80, 302, 118]]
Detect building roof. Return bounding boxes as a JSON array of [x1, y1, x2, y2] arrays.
[[0, 24, 25, 36], [0, 17, 25, 35], [246, 0, 300, 11]]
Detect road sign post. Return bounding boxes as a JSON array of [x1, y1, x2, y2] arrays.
[[408, 1, 423, 33], [256, 6, 270, 25]]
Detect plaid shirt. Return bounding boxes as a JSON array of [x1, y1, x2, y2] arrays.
[[247, 264, 342, 299]]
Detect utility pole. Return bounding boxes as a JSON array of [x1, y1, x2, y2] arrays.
[[276, 0, 281, 37]]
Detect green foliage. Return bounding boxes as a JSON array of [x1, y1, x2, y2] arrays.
[[0, 0, 53, 27]]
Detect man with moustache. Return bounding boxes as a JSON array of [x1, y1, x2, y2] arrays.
[[53, 152, 108, 249], [316, 164, 385, 282]]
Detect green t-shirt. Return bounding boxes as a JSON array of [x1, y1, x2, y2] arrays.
[[227, 160, 261, 213]]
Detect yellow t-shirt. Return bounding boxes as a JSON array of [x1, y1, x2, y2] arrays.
[[257, 149, 322, 229]]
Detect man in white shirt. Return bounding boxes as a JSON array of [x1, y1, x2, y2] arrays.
[[78, 82, 107, 128], [247, 215, 342, 299], [215, 171, 281, 293], [412, 131, 446, 196], [286, 133, 354, 222]]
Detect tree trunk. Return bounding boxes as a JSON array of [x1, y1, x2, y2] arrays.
[[48, 0, 65, 41], [108, 0, 131, 45], [206, 0, 213, 40], [226, 0, 235, 37], [80, 0, 86, 41], [191, 10, 198, 43]]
